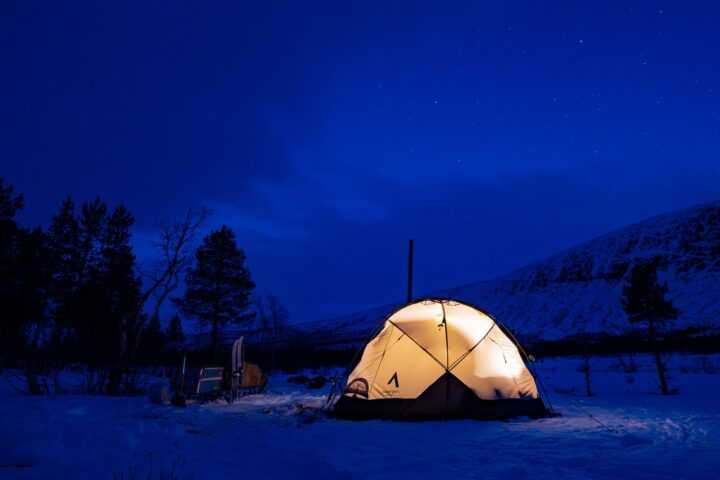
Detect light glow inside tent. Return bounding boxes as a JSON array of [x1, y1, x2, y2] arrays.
[[334, 299, 547, 420]]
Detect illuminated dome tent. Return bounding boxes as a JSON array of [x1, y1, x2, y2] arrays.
[[334, 299, 548, 420]]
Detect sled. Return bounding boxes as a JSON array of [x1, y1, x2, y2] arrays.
[[175, 366, 225, 400], [229, 337, 268, 400]]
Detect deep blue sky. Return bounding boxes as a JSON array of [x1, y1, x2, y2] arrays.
[[2, 2, 719, 322]]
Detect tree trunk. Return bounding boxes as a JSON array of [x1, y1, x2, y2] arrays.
[[211, 291, 220, 363], [583, 338, 593, 397], [107, 368, 122, 396], [107, 319, 128, 396], [211, 318, 218, 362], [648, 319, 669, 395], [25, 322, 44, 395]]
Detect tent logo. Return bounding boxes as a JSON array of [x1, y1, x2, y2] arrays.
[[387, 372, 399, 388]]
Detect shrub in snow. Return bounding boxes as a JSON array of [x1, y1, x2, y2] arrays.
[[695, 356, 717, 374], [113, 456, 184, 480]]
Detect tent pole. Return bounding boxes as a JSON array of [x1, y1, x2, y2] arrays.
[[407, 239, 414, 304]]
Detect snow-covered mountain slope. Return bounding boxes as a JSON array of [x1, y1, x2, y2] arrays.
[[306, 201, 720, 343]]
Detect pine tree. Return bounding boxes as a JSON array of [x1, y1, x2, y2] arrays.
[[100, 205, 140, 317], [0, 178, 26, 360], [77, 197, 107, 281], [0, 179, 53, 391], [174, 226, 255, 359], [16, 227, 53, 393], [69, 198, 111, 360], [166, 314, 185, 343], [47, 198, 141, 367], [621, 257, 678, 395], [97, 205, 141, 364], [0, 177, 23, 251], [47, 196, 80, 335], [136, 315, 165, 365]]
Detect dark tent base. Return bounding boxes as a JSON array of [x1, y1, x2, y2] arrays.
[[334, 373, 549, 421]]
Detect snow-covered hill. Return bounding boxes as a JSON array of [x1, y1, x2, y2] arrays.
[[305, 201, 720, 343]]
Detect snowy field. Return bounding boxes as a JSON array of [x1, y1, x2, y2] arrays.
[[1, 354, 719, 479]]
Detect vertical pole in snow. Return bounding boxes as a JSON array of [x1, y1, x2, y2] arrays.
[[582, 337, 593, 397], [171, 355, 188, 407], [180, 355, 186, 393], [407, 239, 414, 304]]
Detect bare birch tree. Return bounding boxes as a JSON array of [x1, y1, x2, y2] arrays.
[[107, 208, 210, 394]]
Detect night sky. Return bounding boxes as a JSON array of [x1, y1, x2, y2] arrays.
[[2, 2, 719, 323]]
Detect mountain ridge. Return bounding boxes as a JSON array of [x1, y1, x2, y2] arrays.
[[303, 200, 720, 344]]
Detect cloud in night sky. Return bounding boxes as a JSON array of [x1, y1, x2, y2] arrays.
[[2, 1, 719, 321]]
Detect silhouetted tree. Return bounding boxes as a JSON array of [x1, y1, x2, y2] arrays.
[[0, 183, 209, 395], [0, 178, 25, 360], [0, 179, 54, 392], [163, 314, 185, 363], [621, 258, 678, 395], [47, 196, 80, 338], [46, 197, 143, 382], [256, 294, 290, 342], [97, 205, 141, 363], [108, 208, 209, 394], [166, 314, 185, 343], [47, 196, 113, 354], [136, 315, 165, 365], [174, 226, 255, 359], [580, 334, 594, 397], [255, 294, 290, 372], [77, 198, 107, 281], [49, 198, 141, 367], [16, 228, 53, 393], [0, 178, 23, 254]]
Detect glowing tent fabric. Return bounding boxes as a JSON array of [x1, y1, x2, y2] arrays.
[[334, 299, 547, 420]]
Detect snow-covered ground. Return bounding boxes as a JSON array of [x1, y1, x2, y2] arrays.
[[1, 354, 719, 479]]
